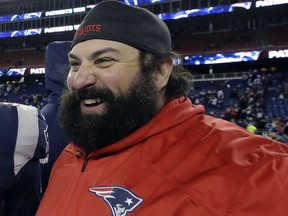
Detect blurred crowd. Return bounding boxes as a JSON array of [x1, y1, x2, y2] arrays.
[[189, 69, 288, 144], [0, 79, 47, 109]]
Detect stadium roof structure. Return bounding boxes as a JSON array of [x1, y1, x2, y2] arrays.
[[0, 0, 287, 74]]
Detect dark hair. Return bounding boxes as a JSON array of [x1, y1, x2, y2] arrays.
[[139, 51, 192, 99]]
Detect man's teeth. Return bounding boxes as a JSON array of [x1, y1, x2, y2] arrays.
[[83, 99, 101, 105]]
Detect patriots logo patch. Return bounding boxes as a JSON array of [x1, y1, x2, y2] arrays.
[[89, 185, 144, 216]]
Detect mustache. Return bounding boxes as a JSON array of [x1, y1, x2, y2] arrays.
[[71, 86, 115, 102]]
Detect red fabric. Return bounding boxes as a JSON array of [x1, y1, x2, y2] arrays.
[[37, 97, 288, 216]]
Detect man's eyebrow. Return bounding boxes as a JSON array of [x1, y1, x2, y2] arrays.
[[68, 47, 120, 60]]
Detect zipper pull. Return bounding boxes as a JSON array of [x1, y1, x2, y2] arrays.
[[81, 159, 88, 172]]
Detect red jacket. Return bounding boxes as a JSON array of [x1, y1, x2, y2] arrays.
[[37, 97, 288, 216]]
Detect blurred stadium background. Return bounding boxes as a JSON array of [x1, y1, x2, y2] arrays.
[[0, 0, 287, 142]]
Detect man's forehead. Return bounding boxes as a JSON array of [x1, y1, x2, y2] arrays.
[[73, 39, 138, 51], [69, 39, 140, 58]]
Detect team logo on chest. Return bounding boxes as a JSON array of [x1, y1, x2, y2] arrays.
[[89, 185, 144, 216]]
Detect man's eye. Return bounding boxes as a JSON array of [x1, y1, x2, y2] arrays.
[[70, 62, 79, 66], [95, 58, 114, 67], [69, 62, 80, 71]]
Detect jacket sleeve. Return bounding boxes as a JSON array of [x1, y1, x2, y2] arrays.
[[0, 103, 49, 216], [4, 160, 42, 216]]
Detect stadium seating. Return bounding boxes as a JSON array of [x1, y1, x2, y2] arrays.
[[264, 24, 288, 49], [177, 30, 258, 55], [0, 49, 45, 68]]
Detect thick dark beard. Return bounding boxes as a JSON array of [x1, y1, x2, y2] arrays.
[[59, 72, 159, 153]]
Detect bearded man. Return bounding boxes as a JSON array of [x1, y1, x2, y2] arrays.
[[37, 1, 288, 216]]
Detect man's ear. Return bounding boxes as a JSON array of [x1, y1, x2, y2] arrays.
[[154, 57, 173, 91]]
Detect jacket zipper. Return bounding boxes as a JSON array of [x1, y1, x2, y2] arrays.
[[81, 158, 89, 172], [76, 151, 89, 172]]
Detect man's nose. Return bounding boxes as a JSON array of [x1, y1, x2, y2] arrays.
[[72, 66, 97, 90]]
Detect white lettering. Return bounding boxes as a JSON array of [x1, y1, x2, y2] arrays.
[[44, 25, 74, 33], [256, 0, 288, 7], [74, 24, 80, 30], [30, 68, 45, 74], [268, 49, 288, 58], [73, 7, 86, 13], [45, 9, 73, 17]]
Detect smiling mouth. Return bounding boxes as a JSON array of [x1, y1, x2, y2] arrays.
[[82, 98, 104, 107]]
